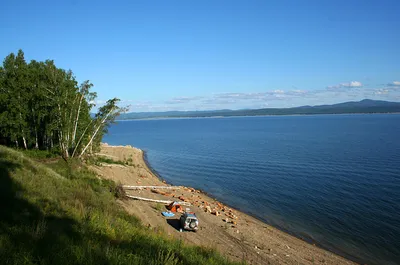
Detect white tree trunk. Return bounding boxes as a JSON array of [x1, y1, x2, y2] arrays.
[[35, 129, 39, 149], [58, 131, 69, 159], [72, 95, 83, 146], [79, 124, 102, 157], [79, 108, 114, 157], [57, 104, 69, 157], [19, 111, 27, 150], [22, 136, 27, 150], [32, 108, 39, 149], [71, 120, 93, 157]]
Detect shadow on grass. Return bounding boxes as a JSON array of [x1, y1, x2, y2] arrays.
[[0, 153, 114, 264], [0, 152, 90, 264], [0, 149, 237, 265]]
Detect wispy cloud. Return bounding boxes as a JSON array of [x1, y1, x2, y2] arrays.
[[342, 81, 363, 87], [213, 89, 307, 101], [327, 81, 363, 89], [374, 89, 389, 95], [165, 96, 204, 104], [387, 81, 400, 86], [112, 80, 400, 112], [214, 92, 268, 100]]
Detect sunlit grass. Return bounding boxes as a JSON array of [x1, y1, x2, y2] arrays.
[[0, 145, 241, 265]]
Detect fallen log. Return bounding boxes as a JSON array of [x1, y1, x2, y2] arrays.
[[125, 195, 191, 206], [123, 185, 180, 190]]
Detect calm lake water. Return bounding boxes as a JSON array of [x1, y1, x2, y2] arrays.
[[103, 114, 400, 265]]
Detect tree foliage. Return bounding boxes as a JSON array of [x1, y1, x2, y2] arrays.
[[0, 50, 123, 159]]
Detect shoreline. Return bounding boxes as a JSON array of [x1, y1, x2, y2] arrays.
[[140, 148, 363, 264], [117, 111, 400, 121], [96, 143, 357, 265]]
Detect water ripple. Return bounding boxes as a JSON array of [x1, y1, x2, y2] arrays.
[[104, 114, 400, 265]]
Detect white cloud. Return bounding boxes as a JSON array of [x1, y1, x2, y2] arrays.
[[291, 89, 306, 94], [327, 81, 363, 89], [118, 84, 400, 112], [273, 89, 285, 94], [164, 96, 205, 104], [374, 89, 389, 95], [89, 99, 106, 105], [214, 90, 290, 100], [342, 81, 362, 87], [387, 81, 400, 86]]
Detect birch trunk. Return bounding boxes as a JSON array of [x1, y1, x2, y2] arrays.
[[31, 108, 39, 149], [19, 111, 27, 150], [72, 94, 83, 146], [22, 136, 27, 150], [57, 104, 68, 157], [58, 131, 69, 159], [35, 129, 39, 149], [67, 95, 78, 147], [79, 108, 114, 157], [71, 119, 93, 157]]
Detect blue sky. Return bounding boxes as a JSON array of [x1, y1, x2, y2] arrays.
[[1, 0, 400, 112]]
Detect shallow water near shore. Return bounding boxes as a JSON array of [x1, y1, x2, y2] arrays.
[[103, 114, 400, 265]]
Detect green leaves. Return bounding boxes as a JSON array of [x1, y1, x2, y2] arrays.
[[0, 50, 122, 159]]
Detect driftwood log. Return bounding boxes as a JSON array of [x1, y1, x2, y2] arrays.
[[125, 195, 191, 206], [122, 185, 181, 190]]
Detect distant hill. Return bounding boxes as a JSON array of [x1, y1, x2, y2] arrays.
[[119, 99, 400, 120]]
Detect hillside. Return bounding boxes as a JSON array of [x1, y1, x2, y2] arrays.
[[0, 146, 238, 265], [119, 99, 400, 120]]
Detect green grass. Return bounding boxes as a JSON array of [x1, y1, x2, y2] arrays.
[[0, 145, 240, 265], [22, 148, 60, 159], [153, 203, 164, 211], [88, 155, 139, 167], [93, 156, 127, 166]]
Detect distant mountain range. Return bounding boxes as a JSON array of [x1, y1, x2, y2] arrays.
[[118, 99, 400, 120]]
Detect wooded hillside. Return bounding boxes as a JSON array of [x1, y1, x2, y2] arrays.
[[0, 50, 123, 159]]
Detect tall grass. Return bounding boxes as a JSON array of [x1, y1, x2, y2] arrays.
[[0, 145, 240, 265]]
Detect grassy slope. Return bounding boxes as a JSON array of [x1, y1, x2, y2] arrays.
[[0, 146, 240, 265]]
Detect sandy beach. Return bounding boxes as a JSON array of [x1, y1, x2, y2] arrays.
[[92, 143, 357, 265]]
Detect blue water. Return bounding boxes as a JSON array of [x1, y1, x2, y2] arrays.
[[103, 114, 400, 265]]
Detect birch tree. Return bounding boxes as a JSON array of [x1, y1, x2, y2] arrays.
[[78, 98, 123, 157], [0, 51, 29, 148], [0, 50, 123, 160]]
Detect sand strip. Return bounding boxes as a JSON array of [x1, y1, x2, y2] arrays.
[[92, 143, 357, 265]]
